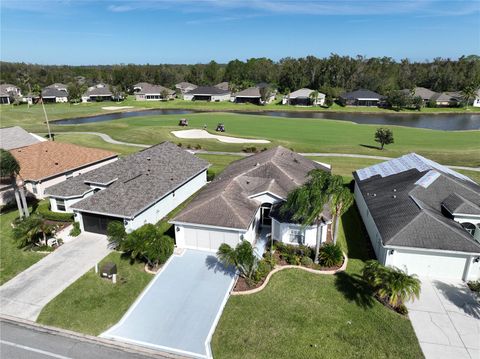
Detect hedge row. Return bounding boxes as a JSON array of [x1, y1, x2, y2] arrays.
[[36, 202, 74, 222]]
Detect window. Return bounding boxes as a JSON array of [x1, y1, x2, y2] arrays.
[[289, 229, 305, 244], [57, 199, 66, 212], [32, 183, 38, 194]]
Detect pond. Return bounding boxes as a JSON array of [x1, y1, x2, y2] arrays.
[[53, 108, 480, 131]]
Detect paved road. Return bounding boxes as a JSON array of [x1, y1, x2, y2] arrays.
[[44, 131, 480, 172], [0, 233, 111, 321], [0, 318, 180, 359]]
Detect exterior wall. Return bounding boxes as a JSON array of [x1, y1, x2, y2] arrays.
[[174, 224, 243, 252], [49, 192, 93, 213], [183, 94, 194, 101], [124, 170, 207, 232], [473, 97, 480, 108], [243, 208, 261, 244], [37, 156, 117, 200], [271, 218, 321, 247], [210, 94, 231, 102], [55, 96, 68, 103]]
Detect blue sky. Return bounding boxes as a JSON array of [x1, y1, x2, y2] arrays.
[[1, 0, 479, 65]]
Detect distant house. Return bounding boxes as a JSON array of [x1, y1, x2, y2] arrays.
[[431, 92, 463, 107], [133, 82, 175, 101], [474, 90, 480, 108], [283, 88, 325, 106], [214, 82, 229, 91], [354, 153, 480, 281], [10, 142, 117, 199], [38, 83, 69, 103], [45, 142, 209, 235], [171, 147, 331, 252], [232, 85, 276, 105], [339, 89, 384, 106], [183, 86, 231, 102], [0, 84, 22, 104], [401, 87, 438, 105], [82, 83, 115, 102], [175, 82, 198, 95], [0, 126, 44, 150]]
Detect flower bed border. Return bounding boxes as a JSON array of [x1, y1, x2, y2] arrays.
[[231, 252, 348, 295]]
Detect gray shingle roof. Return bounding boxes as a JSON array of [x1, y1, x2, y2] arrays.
[[175, 82, 197, 90], [0, 126, 42, 150], [133, 82, 175, 96], [288, 88, 325, 99], [172, 147, 330, 230], [46, 142, 209, 218], [42, 87, 68, 98], [234, 87, 261, 98], [354, 155, 480, 254], [214, 82, 229, 91], [185, 86, 230, 95], [85, 84, 112, 97], [340, 89, 384, 100], [442, 193, 480, 215]]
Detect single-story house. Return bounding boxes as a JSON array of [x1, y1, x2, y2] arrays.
[[171, 146, 332, 252], [82, 83, 115, 102], [175, 82, 197, 94], [339, 89, 385, 107], [45, 142, 209, 235], [474, 89, 480, 108], [354, 153, 480, 281], [232, 85, 276, 105], [183, 86, 231, 102], [0, 126, 44, 150], [132, 82, 175, 101], [38, 84, 69, 103], [0, 84, 22, 104], [431, 92, 463, 107], [214, 82, 229, 91], [11, 141, 117, 199], [401, 87, 438, 105], [282, 88, 326, 106]]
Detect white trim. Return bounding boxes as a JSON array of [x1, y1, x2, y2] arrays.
[[247, 190, 284, 200], [385, 245, 480, 256], [72, 208, 128, 219], [170, 221, 246, 232], [47, 189, 94, 200]]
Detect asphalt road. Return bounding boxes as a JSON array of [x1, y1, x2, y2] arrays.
[[0, 318, 183, 359]]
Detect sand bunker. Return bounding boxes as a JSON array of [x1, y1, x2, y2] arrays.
[[102, 106, 134, 110], [171, 129, 270, 144]]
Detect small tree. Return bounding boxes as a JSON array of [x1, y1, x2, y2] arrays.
[[330, 186, 354, 244], [67, 82, 86, 103], [160, 89, 170, 101], [12, 215, 54, 247], [374, 128, 394, 150], [259, 86, 272, 106], [0, 149, 28, 218], [411, 96, 423, 111], [318, 243, 343, 267], [309, 90, 319, 106], [462, 84, 478, 109], [107, 221, 127, 249], [217, 241, 258, 281]]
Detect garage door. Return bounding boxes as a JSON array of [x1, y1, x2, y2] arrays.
[[392, 250, 468, 279], [82, 212, 122, 235], [183, 227, 239, 251]]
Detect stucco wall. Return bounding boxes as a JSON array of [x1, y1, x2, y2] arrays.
[[174, 223, 243, 251], [271, 218, 322, 247]]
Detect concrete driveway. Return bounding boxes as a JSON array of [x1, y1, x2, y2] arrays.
[[102, 250, 236, 359], [0, 233, 111, 321], [406, 278, 480, 359]]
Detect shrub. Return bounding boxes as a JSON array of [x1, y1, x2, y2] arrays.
[[318, 243, 343, 267], [396, 304, 409, 315], [254, 259, 272, 282], [242, 146, 257, 153], [12, 215, 54, 248], [207, 170, 215, 181], [285, 254, 301, 265], [468, 281, 480, 293], [217, 241, 258, 280], [36, 202, 73, 222], [69, 222, 81, 237], [107, 221, 127, 249], [301, 256, 313, 267]]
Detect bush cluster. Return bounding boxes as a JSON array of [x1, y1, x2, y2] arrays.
[[467, 281, 480, 293], [36, 202, 73, 222], [318, 243, 343, 268], [273, 240, 314, 266], [69, 222, 81, 237]]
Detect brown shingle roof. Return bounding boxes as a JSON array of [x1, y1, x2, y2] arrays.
[[11, 142, 117, 181]]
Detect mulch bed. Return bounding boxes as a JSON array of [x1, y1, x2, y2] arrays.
[[234, 276, 266, 292], [44, 219, 71, 232]]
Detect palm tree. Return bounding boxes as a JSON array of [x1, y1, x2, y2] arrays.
[[377, 267, 421, 307], [0, 149, 28, 218], [32, 84, 52, 140], [309, 90, 319, 106], [12, 215, 54, 247], [281, 169, 332, 263], [217, 241, 258, 280], [462, 85, 478, 110], [330, 186, 354, 244]]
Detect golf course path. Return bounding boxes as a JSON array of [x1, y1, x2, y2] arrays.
[[53, 131, 480, 172]]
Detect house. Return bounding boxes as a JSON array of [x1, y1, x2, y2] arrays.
[[0, 84, 22, 104], [132, 82, 175, 101], [282, 88, 325, 106], [339, 89, 384, 106], [82, 83, 115, 102], [431, 92, 463, 107], [0, 126, 44, 150], [183, 86, 231, 102], [232, 85, 276, 105], [474, 90, 480, 108], [175, 82, 197, 95], [401, 87, 438, 105], [38, 84, 69, 103], [214, 82, 229, 91], [354, 153, 480, 281], [10, 142, 117, 199], [45, 142, 209, 235], [171, 147, 332, 252]]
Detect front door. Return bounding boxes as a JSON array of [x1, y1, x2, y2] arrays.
[[260, 204, 272, 226]]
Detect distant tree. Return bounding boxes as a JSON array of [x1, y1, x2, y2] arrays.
[[309, 90, 319, 106], [462, 84, 478, 109], [160, 88, 170, 101], [374, 128, 394, 150], [411, 96, 423, 111], [386, 90, 410, 111], [259, 86, 272, 105], [0, 149, 28, 218], [67, 82, 85, 103]]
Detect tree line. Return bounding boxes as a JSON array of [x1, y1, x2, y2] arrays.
[[1, 54, 479, 96]]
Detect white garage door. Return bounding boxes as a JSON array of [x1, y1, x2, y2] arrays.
[[183, 227, 240, 251], [392, 250, 468, 279]]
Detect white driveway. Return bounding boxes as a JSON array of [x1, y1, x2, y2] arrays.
[[0, 233, 111, 321], [407, 278, 480, 359]]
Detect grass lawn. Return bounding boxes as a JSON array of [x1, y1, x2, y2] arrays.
[[211, 205, 423, 359], [54, 133, 140, 156], [37, 252, 152, 335], [0, 209, 46, 285]]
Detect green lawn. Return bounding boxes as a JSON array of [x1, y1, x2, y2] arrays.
[[54, 133, 140, 156], [211, 205, 423, 359], [0, 209, 46, 285], [37, 252, 152, 335]]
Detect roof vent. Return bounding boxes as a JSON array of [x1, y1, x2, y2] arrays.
[[54, 162, 58, 165], [255, 162, 260, 166], [393, 189, 397, 192], [372, 193, 376, 197], [392, 195, 397, 199], [146, 157, 151, 161]]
